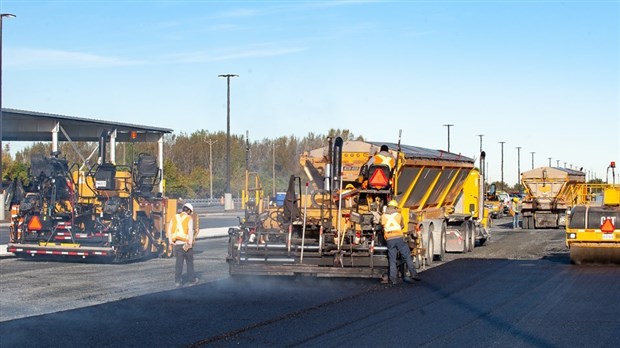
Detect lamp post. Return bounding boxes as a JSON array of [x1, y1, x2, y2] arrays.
[[272, 142, 276, 198], [477, 134, 485, 192], [516, 146, 521, 189], [0, 13, 15, 221], [443, 124, 454, 152], [218, 74, 238, 196], [530, 152, 535, 169], [499, 141, 506, 191], [548, 157, 552, 167]]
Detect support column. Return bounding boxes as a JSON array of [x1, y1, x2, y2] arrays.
[[52, 122, 59, 153], [158, 135, 164, 194], [109, 129, 117, 164]]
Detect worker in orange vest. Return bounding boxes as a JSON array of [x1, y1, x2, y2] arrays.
[[168, 202, 198, 287], [368, 145, 395, 171], [381, 200, 421, 285]]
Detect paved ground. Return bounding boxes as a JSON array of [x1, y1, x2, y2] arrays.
[[1, 218, 618, 347]]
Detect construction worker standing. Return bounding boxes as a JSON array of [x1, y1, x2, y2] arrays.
[[511, 197, 521, 229], [168, 202, 198, 287], [381, 200, 421, 285]]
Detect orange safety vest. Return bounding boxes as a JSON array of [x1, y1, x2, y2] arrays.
[[171, 213, 192, 243], [373, 152, 395, 170], [381, 211, 404, 240]]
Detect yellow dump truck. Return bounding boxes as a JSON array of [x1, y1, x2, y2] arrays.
[[520, 167, 586, 229], [227, 138, 489, 279], [566, 186, 620, 264]]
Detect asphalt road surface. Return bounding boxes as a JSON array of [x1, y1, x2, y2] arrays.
[[1, 217, 619, 347]]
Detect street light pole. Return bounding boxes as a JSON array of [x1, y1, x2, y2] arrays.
[[548, 157, 552, 167], [218, 74, 238, 196], [443, 124, 454, 152], [499, 141, 506, 191], [516, 146, 521, 188], [272, 142, 276, 198], [0, 13, 15, 221], [530, 152, 535, 169], [476, 134, 484, 153]]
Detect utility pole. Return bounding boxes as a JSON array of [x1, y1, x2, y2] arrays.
[[476, 134, 484, 153], [531, 152, 535, 169], [516, 146, 521, 189], [218, 74, 238, 196], [477, 134, 485, 194], [443, 124, 454, 152], [499, 141, 506, 191], [0, 13, 15, 221], [272, 142, 276, 198], [205, 138, 217, 200]]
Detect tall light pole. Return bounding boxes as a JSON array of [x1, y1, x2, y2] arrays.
[[516, 146, 521, 188], [531, 151, 535, 169], [499, 141, 506, 190], [548, 157, 552, 167], [477, 134, 485, 193], [443, 124, 454, 152], [556, 159, 560, 167], [218, 74, 238, 195], [0, 13, 15, 221], [272, 142, 276, 198]]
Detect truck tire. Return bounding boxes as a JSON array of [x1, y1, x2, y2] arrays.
[[425, 225, 434, 267], [434, 220, 447, 261], [468, 221, 475, 252], [460, 221, 470, 253]]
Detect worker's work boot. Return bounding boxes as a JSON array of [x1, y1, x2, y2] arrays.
[[404, 273, 421, 283]]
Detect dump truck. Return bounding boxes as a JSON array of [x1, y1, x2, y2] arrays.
[[520, 166, 586, 229], [566, 185, 620, 264], [7, 131, 176, 262], [227, 138, 489, 279]]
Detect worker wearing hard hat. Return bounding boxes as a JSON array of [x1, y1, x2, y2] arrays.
[[168, 202, 198, 287], [381, 200, 421, 285], [511, 197, 521, 229], [367, 144, 396, 171]]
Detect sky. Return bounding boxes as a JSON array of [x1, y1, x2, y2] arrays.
[[0, 0, 618, 186]]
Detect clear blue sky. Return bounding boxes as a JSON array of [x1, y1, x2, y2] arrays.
[[1, 0, 618, 185]]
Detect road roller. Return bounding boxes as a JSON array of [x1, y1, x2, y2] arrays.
[[566, 186, 620, 264]]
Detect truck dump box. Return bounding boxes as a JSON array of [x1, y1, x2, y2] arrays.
[[521, 167, 585, 229]]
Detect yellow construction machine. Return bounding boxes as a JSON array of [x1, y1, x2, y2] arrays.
[[227, 137, 489, 279], [8, 131, 176, 262], [565, 162, 620, 264]]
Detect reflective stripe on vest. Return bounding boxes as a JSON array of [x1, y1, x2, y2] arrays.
[[171, 214, 191, 243], [381, 212, 403, 240], [374, 153, 395, 170]]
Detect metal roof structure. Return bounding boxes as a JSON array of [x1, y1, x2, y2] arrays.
[[2, 108, 173, 143], [1, 108, 174, 195], [370, 141, 474, 163]]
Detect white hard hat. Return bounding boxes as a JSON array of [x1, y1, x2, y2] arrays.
[[183, 202, 194, 212]]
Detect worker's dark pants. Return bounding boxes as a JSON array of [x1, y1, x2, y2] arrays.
[[386, 237, 417, 282], [174, 244, 196, 283]]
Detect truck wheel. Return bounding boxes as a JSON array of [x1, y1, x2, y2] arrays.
[[425, 226, 434, 267], [468, 221, 475, 252], [435, 221, 447, 261], [460, 221, 470, 253]]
